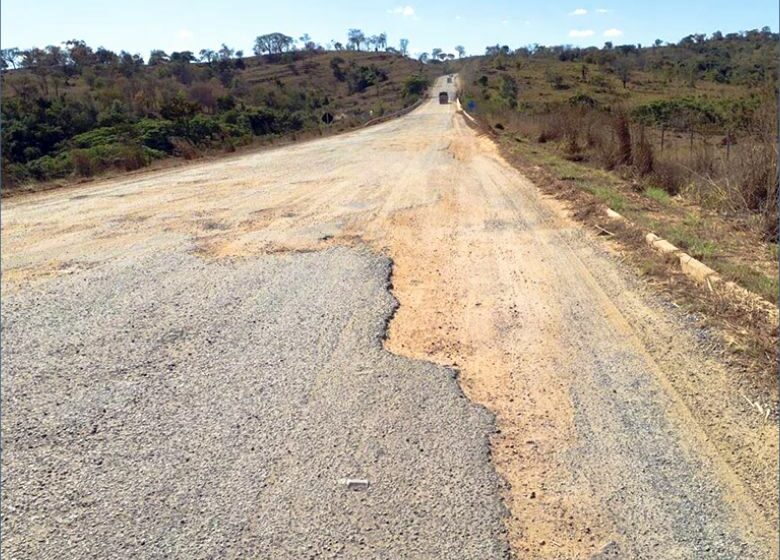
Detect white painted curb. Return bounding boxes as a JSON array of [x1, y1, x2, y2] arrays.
[[605, 208, 722, 287]]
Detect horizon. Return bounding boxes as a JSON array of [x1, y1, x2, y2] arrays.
[[2, 1, 777, 60]]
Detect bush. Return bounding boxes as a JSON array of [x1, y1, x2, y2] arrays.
[[71, 127, 121, 148], [170, 138, 200, 160], [633, 128, 654, 176], [614, 112, 632, 166], [71, 149, 98, 177], [185, 114, 222, 145], [403, 74, 430, 97], [649, 160, 687, 195], [134, 119, 178, 152], [70, 143, 157, 177], [26, 153, 73, 181], [2, 162, 31, 187]]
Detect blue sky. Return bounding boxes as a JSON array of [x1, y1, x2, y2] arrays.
[[2, 1, 777, 58]]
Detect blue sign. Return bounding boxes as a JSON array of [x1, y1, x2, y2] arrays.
[[467, 100, 476, 111]]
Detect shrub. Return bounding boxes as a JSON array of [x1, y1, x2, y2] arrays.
[[2, 162, 31, 187], [170, 137, 200, 160], [185, 114, 222, 145], [403, 74, 430, 97], [135, 119, 178, 152], [500, 75, 518, 108], [25, 154, 73, 181], [614, 111, 632, 166], [71, 127, 121, 148], [71, 149, 98, 177], [650, 160, 687, 195], [633, 128, 654, 176]]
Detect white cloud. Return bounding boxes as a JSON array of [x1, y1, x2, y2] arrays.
[[596, 8, 612, 13], [568, 29, 595, 38], [388, 5, 415, 17], [569, 8, 588, 16], [603, 28, 624, 37], [177, 29, 193, 39]]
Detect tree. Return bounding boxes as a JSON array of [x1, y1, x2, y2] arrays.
[[95, 47, 118, 65], [418, 52, 429, 64], [1, 47, 21, 70], [403, 73, 429, 96], [334, 42, 344, 51], [399, 38, 409, 56], [377, 33, 388, 51], [431, 48, 442, 60], [348, 29, 365, 51], [171, 51, 195, 63], [455, 45, 466, 58], [218, 44, 235, 61], [615, 57, 633, 88], [199, 49, 216, 63], [500, 75, 518, 108], [119, 51, 144, 76], [44, 45, 68, 71], [603, 41, 613, 50], [65, 40, 96, 71], [253, 33, 294, 56], [148, 50, 169, 66]]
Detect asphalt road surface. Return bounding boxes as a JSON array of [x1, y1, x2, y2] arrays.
[[2, 76, 777, 558]]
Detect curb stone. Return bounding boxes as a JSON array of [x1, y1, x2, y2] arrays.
[[605, 208, 722, 287]]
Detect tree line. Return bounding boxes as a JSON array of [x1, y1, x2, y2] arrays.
[[480, 27, 778, 88], [1, 29, 434, 189]]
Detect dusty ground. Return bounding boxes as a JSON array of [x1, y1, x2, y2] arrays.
[[2, 76, 777, 558]]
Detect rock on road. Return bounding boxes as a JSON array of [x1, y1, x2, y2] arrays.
[[2, 76, 777, 558]]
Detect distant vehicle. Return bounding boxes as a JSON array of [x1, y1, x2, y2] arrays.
[[439, 92, 449, 104]]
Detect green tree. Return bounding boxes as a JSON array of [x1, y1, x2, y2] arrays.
[[500, 75, 518, 107], [1, 47, 21, 69], [148, 50, 169, 66], [348, 29, 365, 51]]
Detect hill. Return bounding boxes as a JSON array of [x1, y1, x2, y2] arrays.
[[2, 47, 432, 191], [458, 29, 778, 303]]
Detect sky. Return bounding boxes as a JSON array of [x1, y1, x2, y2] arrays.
[[2, 0, 777, 59]]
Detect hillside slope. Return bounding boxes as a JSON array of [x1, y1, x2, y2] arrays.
[[2, 50, 431, 191]]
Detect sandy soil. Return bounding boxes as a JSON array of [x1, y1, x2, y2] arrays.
[[3, 76, 777, 558]]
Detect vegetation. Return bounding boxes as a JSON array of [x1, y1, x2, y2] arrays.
[[461, 28, 779, 241], [1, 32, 432, 191]]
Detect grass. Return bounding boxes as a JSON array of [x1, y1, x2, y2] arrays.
[[664, 227, 719, 259], [588, 185, 626, 212], [644, 186, 671, 205], [716, 261, 778, 303], [502, 132, 778, 303]]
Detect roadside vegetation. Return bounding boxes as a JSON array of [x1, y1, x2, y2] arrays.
[[1, 32, 437, 192], [460, 28, 778, 305]]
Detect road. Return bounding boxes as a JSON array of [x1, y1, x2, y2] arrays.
[[2, 76, 777, 558]]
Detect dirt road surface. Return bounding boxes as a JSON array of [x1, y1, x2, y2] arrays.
[[3, 76, 777, 558]]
